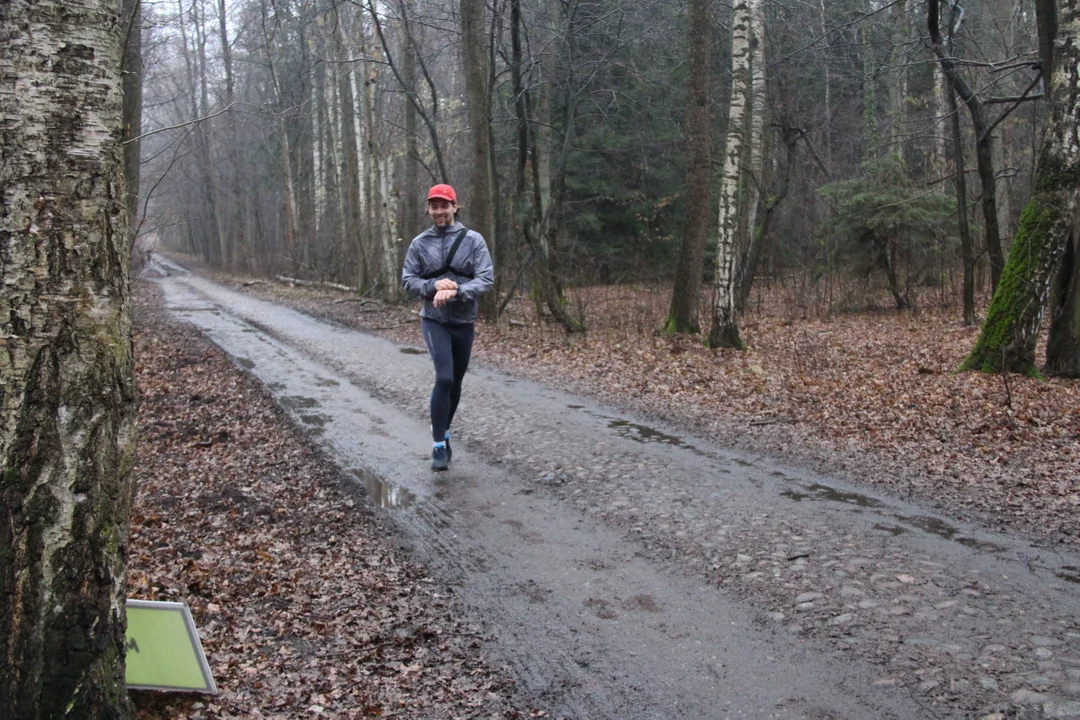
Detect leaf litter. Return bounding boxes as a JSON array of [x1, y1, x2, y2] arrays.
[[130, 283, 544, 719]]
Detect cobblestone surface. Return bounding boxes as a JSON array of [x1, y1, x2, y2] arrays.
[[158, 262, 1080, 719]]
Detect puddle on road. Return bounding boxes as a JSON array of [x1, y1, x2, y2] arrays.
[[956, 537, 1006, 553], [349, 468, 416, 509], [280, 395, 319, 411], [807, 483, 882, 508], [895, 514, 958, 539], [779, 482, 882, 508], [893, 514, 1005, 552], [1056, 566, 1080, 584], [608, 420, 694, 449], [235, 357, 255, 370], [299, 413, 330, 428], [400, 347, 426, 355]]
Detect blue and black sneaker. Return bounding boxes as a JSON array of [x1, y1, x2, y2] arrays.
[[445, 433, 452, 462], [431, 444, 449, 471]]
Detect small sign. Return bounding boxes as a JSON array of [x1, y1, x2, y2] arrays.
[[125, 599, 218, 694]]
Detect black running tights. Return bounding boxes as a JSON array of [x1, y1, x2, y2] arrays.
[[421, 319, 475, 443]]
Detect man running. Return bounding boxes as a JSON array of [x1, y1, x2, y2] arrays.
[[401, 184, 494, 470]]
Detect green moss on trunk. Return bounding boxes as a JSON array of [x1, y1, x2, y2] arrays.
[[959, 197, 1056, 375]]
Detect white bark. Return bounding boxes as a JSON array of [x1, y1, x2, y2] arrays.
[[0, 0, 135, 714], [744, 0, 767, 244], [313, 67, 325, 236], [709, 0, 754, 348]]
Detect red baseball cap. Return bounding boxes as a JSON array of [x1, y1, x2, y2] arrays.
[[427, 184, 457, 204]]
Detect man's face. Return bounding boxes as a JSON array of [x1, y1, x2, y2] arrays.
[[428, 198, 455, 228]]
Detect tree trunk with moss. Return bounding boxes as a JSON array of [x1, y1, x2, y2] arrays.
[[959, 0, 1079, 375], [0, 1, 137, 718]]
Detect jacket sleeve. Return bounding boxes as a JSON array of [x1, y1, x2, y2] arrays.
[[402, 239, 435, 299], [456, 233, 494, 301]]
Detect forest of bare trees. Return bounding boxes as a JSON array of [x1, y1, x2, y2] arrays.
[[137, 0, 1076, 373]]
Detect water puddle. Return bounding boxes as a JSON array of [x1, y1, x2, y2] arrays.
[[608, 420, 694, 449], [1056, 566, 1080, 584], [892, 514, 1004, 552], [956, 537, 1006, 553], [400, 347, 426, 355], [873, 523, 907, 536], [894, 514, 957, 540], [806, 483, 882, 508], [235, 357, 255, 370], [280, 395, 319, 411], [349, 468, 415, 509], [779, 482, 882, 508], [568, 404, 585, 410], [299, 413, 330, 428]]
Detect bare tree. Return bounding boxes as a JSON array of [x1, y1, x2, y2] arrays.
[[665, 0, 713, 335]]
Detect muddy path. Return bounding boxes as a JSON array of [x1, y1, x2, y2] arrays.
[[149, 257, 1080, 719]]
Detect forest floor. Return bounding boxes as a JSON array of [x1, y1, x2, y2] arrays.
[[129, 284, 541, 719], [188, 260, 1079, 545], [128, 255, 1080, 718]]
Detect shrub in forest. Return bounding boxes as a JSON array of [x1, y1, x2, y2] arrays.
[[817, 157, 957, 309]]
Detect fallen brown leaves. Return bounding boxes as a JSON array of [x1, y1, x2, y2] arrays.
[[201, 266, 1078, 544], [129, 284, 530, 719]]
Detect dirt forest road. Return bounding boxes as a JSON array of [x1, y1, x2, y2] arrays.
[[149, 256, 1080, 720]]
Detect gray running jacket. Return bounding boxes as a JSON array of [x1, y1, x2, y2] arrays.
[[401, 221, 494, 325]]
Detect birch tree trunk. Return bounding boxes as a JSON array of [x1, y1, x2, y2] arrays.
[[665, 0, 713, 335], [960, 0, 1079, 375], [461, 0, 496, 316], [0, 1, 136, 717], [708, 0, 753, 349], [819, 0, 831, 167], [334, 14, 365, 287], [737, 0, 767, 311]]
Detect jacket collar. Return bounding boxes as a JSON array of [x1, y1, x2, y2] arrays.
[[428, 221, 462, 237]]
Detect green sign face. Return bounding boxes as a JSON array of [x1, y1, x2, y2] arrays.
[[125, 600, 217, 693]]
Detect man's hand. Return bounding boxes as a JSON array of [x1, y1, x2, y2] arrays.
[[434, 278, 458, 291], [433, 288, 457, 307]]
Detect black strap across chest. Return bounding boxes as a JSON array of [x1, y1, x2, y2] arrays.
[[420, 227, 473, 280]]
